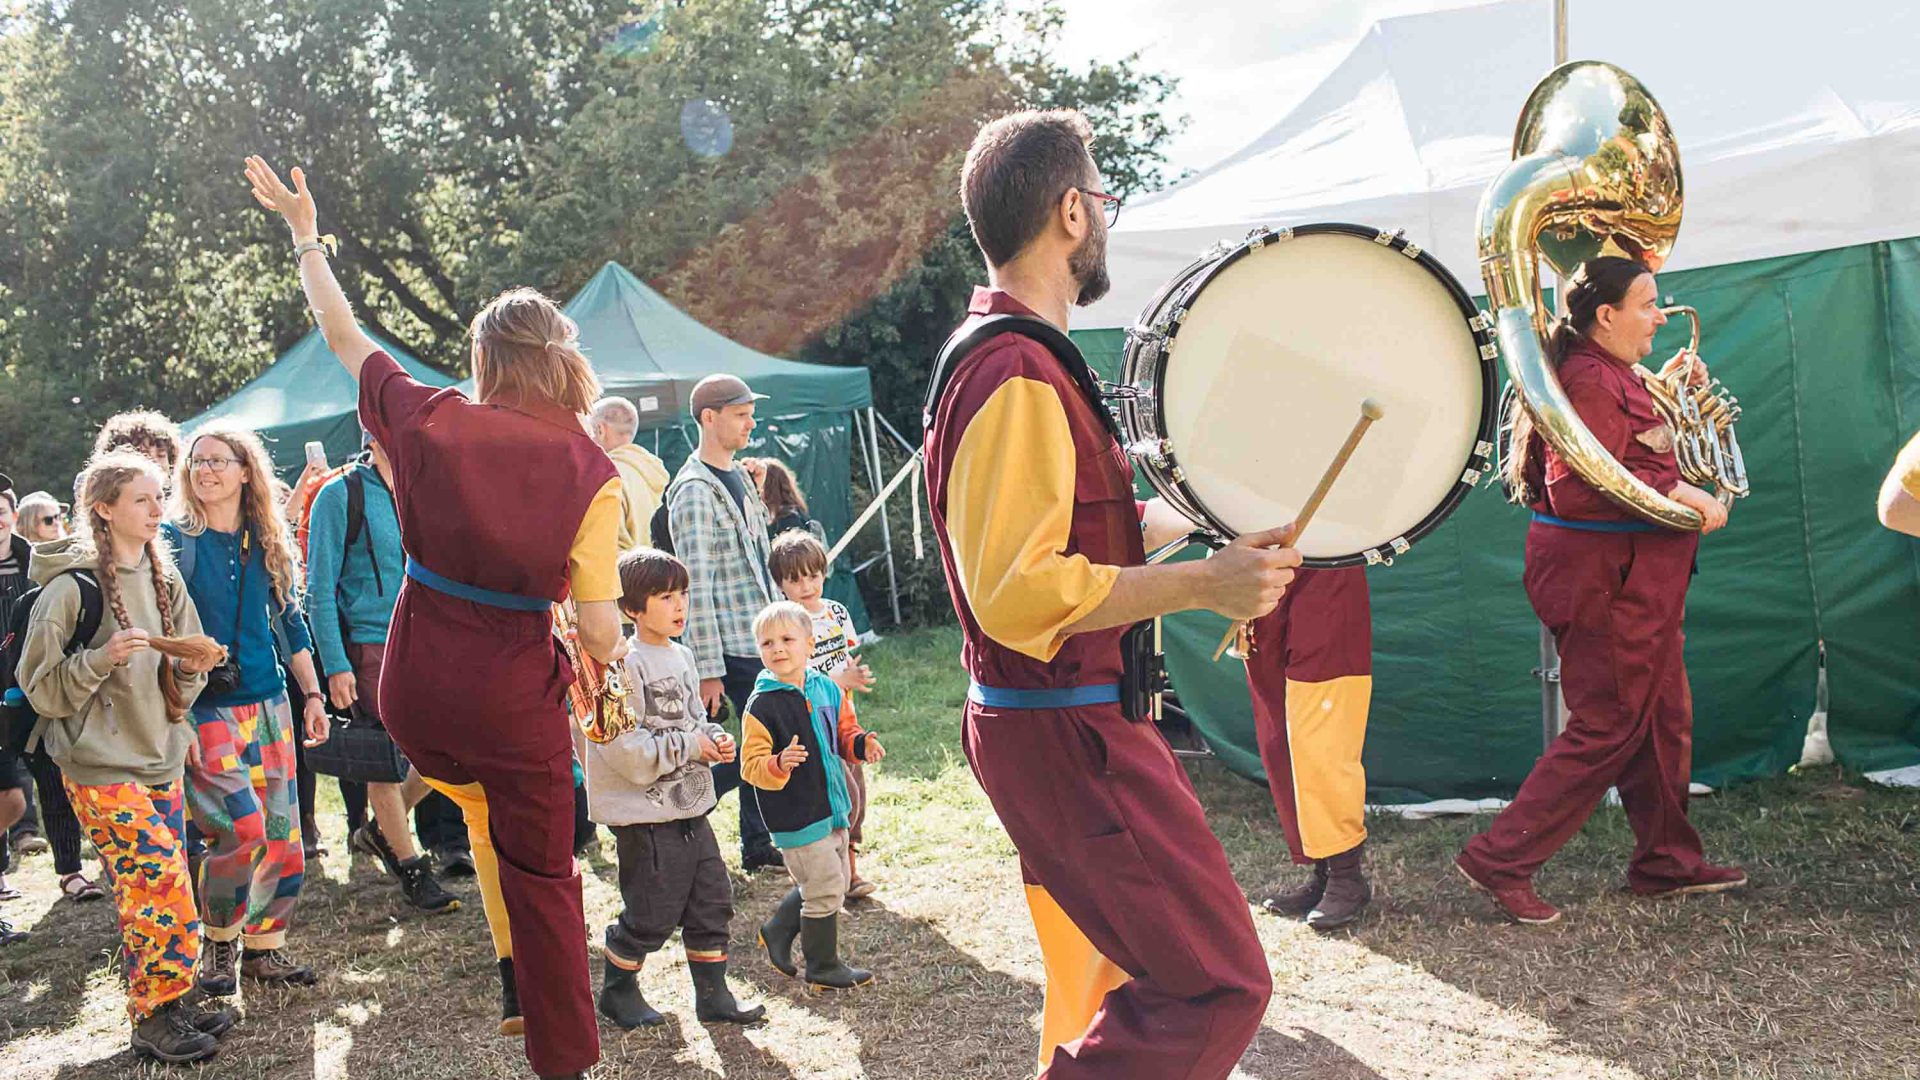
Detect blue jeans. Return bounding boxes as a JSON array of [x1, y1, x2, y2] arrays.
[[708, 654, 774, 858]]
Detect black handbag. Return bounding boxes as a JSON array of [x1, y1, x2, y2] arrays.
[[305, 713, 411, 784]]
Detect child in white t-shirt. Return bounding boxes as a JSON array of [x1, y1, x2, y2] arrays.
[[768, 530, 878, 898]]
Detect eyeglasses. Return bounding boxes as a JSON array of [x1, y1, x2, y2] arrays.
[[189, 456, 242, 473], [1079, 188, 1122, 229]]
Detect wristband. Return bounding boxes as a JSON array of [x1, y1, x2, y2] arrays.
[[292, 234, 339, 262]]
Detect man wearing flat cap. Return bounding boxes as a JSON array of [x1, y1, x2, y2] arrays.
[[665, 374, 781, 870]]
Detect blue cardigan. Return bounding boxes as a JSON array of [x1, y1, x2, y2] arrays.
[[304, 463, 401, 677], [162, 521, 312, 709]]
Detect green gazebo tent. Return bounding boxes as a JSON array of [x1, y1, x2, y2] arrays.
[[181, 327, 452, 478]]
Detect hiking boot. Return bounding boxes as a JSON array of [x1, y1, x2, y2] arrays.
[[433, 845, 476, 878], [177, 988, 239, 1039], [351, 822, 404, 878], [131, 1000, 219, 1063], [1632, 862, 1749, 898], [498, 957, 524, 1036], [1259, 860, 1328, 918], [800, 914, 873, 991], [242, 947, 320, 987], [691, 959, 766, 1024], [597, 956, 665, 1029], [1455, 854, 1560, 925], [199, 937, 240, 996], [397, 856, 461, 914], [758, 887, 804, 977], [1306, 842, 1372, 932], [743, 844, 785, 872]]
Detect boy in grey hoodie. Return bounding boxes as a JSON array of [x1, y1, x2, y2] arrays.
[[586, 547, 764, 1030]]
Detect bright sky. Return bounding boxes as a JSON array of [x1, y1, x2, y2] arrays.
[[1051, 0, 1517, 178]]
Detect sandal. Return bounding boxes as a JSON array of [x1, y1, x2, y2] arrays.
[[0, 883, 21, 902], [60, 872, 107, 902]]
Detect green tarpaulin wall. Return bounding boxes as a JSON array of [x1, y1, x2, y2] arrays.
[[182, 328, 452, 476], [555, 263, 875, 630], [1074, 238, 1920, 801]]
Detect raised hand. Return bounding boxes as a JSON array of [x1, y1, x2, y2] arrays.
[[777, 735, 809, 772], [243, 156, 319, 241]]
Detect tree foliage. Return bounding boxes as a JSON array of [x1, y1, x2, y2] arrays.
[[0, 0, 1180, 507]]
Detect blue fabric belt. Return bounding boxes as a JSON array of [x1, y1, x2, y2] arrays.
[[405, 558, 553, 612], [968, 681, 1122, 709], [1531, 511, 1661, 535]]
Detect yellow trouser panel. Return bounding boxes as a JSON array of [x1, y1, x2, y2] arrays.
[[1024, 884, 1131, 1073], [423, 777, 512, 959], [1285, 674, 1372, 859]]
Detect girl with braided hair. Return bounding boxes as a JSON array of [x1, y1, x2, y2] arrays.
[[164, 425, 332, 994], [17, 452, 232, 1062]]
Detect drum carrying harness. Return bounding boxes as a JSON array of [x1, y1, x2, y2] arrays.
[[924, 314, 1164, 721]]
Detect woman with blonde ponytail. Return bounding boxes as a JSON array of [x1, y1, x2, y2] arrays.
[[163, 425, 332, 995], [247, 156, 626, 1080], [17, 452, 232, 1063]]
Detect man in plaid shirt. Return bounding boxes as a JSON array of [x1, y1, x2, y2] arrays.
[[666, 374, 780, 869]]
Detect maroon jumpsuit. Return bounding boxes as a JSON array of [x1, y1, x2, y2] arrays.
[[926, 289, 1271, 1080], [1459, 337, 1709, 892], [360, 351, 612, 1076]]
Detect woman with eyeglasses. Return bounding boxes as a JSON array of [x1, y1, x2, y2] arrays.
[[245, 156, 626, 1080], [163, 425, 331, 996]]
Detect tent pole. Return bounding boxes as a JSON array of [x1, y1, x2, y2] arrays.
[[1538, 0, 1571, 751], [858, 408, 902, 625]]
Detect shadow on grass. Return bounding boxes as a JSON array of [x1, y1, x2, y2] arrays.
[[1199, 759, 1920, 1080]]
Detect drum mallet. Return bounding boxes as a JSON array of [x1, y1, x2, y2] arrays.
[[1213, 397, 1387, 662]]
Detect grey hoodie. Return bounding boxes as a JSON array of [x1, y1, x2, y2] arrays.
[[19, 539, 207, 786], [582, 639, 728, 826]]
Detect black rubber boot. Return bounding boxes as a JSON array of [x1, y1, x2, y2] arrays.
[[498, 957, 524, 1036], [1306, 841, 1372, 932], [758, 887, 803, 977], [800, 914, 873, 991], [1259, 860, 1328, 918], [691, 959, 767, 1024], [597, 957, 665, 1029]]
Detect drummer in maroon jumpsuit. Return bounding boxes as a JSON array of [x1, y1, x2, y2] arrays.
[[246, 157, 626, 1080], [929, 110, 1299, 1079], [1456, 256, 1747, 925]]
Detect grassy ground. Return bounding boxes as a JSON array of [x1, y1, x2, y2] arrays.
[[1, 623, 1916, 1079]]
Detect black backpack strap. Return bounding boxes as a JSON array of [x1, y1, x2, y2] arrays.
[[922, 313, 1120, 443], [66, 570, 103, 655], [343, 468, 381, 596]]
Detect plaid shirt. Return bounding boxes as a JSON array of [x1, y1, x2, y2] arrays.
[[668, 455, 775, 679]]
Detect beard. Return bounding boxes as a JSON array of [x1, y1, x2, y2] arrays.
[[1070, 220, 1111, 307]]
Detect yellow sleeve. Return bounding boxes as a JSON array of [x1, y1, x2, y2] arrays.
[[946, 377, 1121, 661], [1900, 432, 1920, 500], [739, 709, 790, 791], [567, 478, 623, 603]]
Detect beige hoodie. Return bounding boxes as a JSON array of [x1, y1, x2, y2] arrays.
[[608, 441, 671, 550], [18, 540, 207, 787]]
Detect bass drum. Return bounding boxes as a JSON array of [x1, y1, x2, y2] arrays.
[[1118, 223, 1498, 568]]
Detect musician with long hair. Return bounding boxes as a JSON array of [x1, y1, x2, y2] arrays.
[[165, 425, 331, 990], [1457, 255, 1745, 924], [245, 155, 625, 1080], [18, 452, 232, 1062]]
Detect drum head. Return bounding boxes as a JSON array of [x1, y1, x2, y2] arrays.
[[1148, 226, 1493, 565]]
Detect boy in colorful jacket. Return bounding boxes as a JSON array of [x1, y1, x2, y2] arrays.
[[739, 601, 884, 991]]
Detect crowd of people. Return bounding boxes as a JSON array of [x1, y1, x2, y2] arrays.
[[0, 316, 870, 1072], [8, 103, 1920, 1080]]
